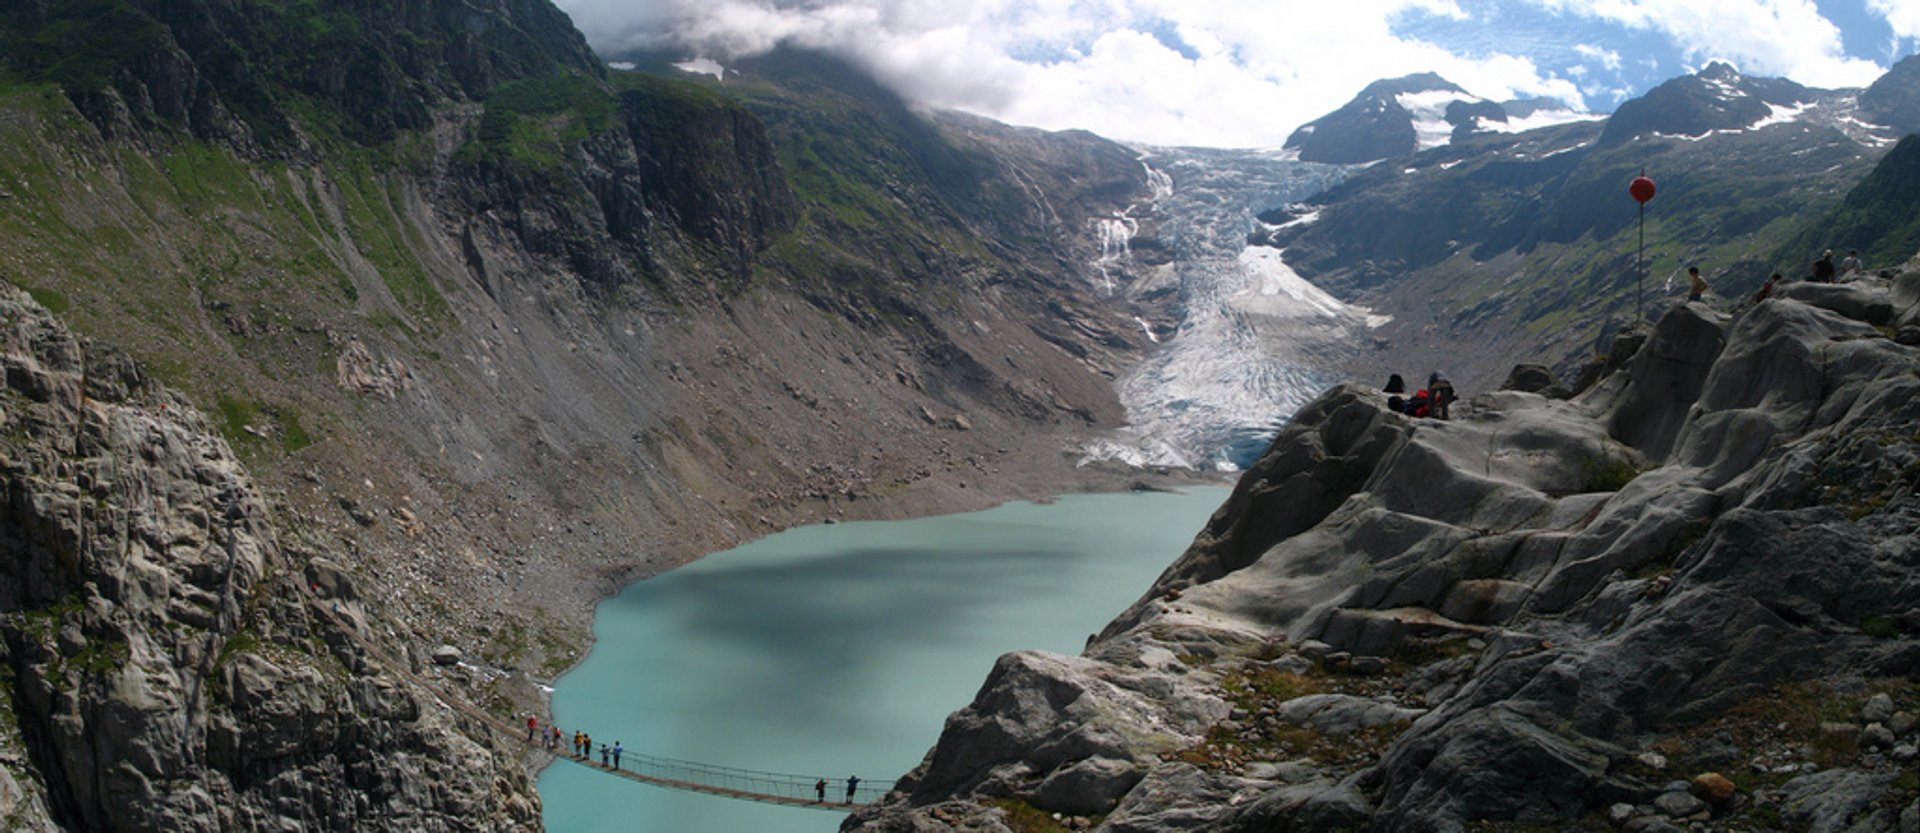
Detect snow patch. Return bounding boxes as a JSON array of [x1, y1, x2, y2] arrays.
[[1538, 141, 1593, 159], [1480, 109, 1604, 133], [674, 58, 727, 80], [1397, 89, 1471, 150], [1266, 209, 1320, 231], [1751, 100, 1814, 130], [1237, 248, 1361, 321]]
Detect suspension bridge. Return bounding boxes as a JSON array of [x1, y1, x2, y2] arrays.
[[299, 583, 896, 811]]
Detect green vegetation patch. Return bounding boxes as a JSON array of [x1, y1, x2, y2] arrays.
[[331, 154, 446, 319], [461, 72, 618, 171], [0, 2, 170, 93], [1649, 679, 1919, 778], [25, 286, 69, 314], [1579, 451, 1646, 493], [987, 797, 1103, 833], [215, 396, 315, 454]]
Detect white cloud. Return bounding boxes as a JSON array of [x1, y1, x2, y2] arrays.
[[1528, 0, 1884, 88], [1867, 0, 1920, 40], [554, 0, 1888, 148], [1574, 43, 1624, 71]]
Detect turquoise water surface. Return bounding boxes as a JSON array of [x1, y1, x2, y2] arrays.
[[540, 487, 1229, 833]]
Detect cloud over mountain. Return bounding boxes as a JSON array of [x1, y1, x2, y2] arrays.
[[555, 0, 1914, 148]]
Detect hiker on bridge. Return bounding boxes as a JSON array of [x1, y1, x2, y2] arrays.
[[612, 741, 622, 771], [600, 743, 610, 767], [845, 775, 860, 804], [815, 778, 826, 802]]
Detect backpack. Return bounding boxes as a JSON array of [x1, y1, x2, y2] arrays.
[[1408, 389, 1431, 418]]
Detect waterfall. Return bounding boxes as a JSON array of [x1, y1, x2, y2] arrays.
[[1091, 214, 1138, 294], [1143, 163, 1173, 200]]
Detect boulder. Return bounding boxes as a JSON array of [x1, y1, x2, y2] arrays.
[[431, 645, 464, 666], [1502, 363, 1571, 398], [1654, 790, 1707, 818], [1597, 302, 1727, 462], [1689, 772, 1736, 805], [904, 651, 1223, 803], [1779, 770, 1898, 833], [1030, 756, 1141, 816], [1273, 694, 1426, 735], [1779, 280, 1896, 326], [1861, 693, 1896, 724]]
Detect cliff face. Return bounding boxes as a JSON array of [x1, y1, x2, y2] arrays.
[[850, 266, 1920, 831], [0, 285, 534, 831]]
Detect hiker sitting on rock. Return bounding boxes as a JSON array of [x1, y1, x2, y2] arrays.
[[1384, 373, 1407, 413]]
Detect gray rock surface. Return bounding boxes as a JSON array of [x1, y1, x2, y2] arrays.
[[848, 280, 1920, 833], [0, 287, 533, 831]]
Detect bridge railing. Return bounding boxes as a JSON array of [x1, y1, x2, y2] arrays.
[[561, 748, 897, 806]]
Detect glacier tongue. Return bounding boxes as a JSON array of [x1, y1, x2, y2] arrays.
[[1083, 148, 1367, 471]]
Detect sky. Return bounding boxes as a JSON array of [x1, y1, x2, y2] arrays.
[[554, 0, 1920, 148]]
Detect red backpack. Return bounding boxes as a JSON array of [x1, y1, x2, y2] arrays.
[[1408, 389, 1432, 418]]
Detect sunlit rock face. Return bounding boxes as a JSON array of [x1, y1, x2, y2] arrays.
[[851, 270, 1920, 833]]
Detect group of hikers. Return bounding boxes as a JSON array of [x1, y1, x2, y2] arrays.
[[528, 715, 623, 771], [524, 714, 867, 804], [1690, 248, 1869, 306], [1384, 372, 1455, 419]]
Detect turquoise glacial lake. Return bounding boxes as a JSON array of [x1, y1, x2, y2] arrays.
[[540, 486, 1229, 832]]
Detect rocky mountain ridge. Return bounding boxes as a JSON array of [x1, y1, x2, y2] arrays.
[[849, 260, 1920, 833], [1264, 59, 1914, 396], [1282, 72, 1596, 164]]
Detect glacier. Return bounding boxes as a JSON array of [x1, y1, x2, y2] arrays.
[[1081, 148, 1370, 471]]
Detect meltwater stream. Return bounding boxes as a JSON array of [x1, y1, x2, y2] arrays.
[[541, 487, 1230, 832]]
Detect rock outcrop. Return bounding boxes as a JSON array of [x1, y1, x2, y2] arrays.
[[849, 271, 1920, 832], [0, 286, 534, 831]]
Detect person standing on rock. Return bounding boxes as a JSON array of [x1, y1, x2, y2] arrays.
[[1814, 250, 1836, 282], [1427, 372, 1455, 420], [845, 775, 860, 804], [1686, 266, 1709, 302], [527, 715, 538, 743]]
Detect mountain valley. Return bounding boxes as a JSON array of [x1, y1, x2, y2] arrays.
[[1, 2, 1918, 831]]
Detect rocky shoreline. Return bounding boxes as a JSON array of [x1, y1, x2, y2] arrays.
[[848, 265, 1920, 832]]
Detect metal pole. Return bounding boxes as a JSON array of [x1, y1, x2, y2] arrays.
[[1637, 201, 1645, 322]]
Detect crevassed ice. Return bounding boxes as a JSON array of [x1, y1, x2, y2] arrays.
[[1079, 148, 1363, 471]]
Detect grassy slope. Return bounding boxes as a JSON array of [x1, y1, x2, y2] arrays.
[[1290, 119, 1883, 385]]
